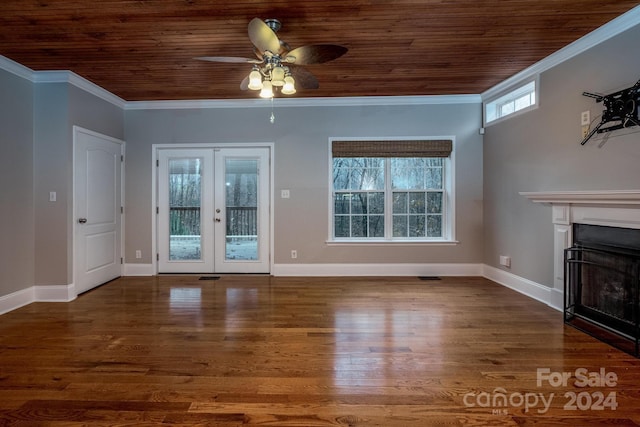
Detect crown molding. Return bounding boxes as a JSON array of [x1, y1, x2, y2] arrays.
[[482, 5, 640, 101], [0, 56, 126, 108], [123, 94, 481, 110], [33, 70, 127, 108], [0, 55, 479, 109], [0, 55, 33, 81]]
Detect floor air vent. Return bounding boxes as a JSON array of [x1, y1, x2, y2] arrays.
[[199, 276, 221, 281], [418, 276, 441, 281]]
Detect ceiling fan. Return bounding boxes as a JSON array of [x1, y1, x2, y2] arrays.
[[196, 18, 348, 98]]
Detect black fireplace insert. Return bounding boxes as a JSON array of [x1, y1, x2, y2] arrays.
[[564, 224, 640, 357]]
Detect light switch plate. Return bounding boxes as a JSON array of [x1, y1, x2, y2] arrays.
[[581, 111, 590, 126]]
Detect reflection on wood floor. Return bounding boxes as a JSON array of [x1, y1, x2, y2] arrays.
[[0, 275, 639, 426]]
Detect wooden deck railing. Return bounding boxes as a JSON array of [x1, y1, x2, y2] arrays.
[[170, 206, 257, 236]]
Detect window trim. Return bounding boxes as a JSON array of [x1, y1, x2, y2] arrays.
[[484, 77, 539, 126], [327, 136, 456, 244]]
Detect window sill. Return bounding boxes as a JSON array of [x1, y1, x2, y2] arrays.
[[326, 239, 459, 246]]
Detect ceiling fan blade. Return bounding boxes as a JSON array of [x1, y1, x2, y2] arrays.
[[240, 76, 249, 91], [278, 40, 292, 56], [284, 44, 348, 65], [248, 18, 281, 54], [290, 66, 319, 90], [195, 56, 262, 64]]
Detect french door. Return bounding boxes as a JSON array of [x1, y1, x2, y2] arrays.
[[157, 147, 270, 273]]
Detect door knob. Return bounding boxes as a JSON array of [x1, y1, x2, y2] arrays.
[[215, 218, 221, 222], [78, 218, 88, 224]]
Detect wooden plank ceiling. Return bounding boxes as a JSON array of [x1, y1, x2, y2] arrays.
[[1, 1, 638, 101]]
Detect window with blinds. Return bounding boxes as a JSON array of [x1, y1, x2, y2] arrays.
[[330, 139, 454, 241]]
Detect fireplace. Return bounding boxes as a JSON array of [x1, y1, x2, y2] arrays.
[[564, 224, 640, 356]]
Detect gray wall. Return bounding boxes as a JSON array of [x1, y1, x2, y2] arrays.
[[125, 101, 484, 265], [0, 71, 125, 300], [0, 69, 35, 296], [483, 23, 640, 286], [33, 82, 124, 286]]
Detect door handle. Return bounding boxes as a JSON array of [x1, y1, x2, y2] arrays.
[[78, 218, 88, 224]]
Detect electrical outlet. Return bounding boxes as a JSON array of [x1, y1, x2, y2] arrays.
[[581, 110, 590, 126], [281, 189, 290, 199], [291, 250, 297, 259], [135, 250, 142, 259], [499, 255, 511, 268]]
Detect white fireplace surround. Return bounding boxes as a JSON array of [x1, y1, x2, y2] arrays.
[[520, 190, 640, 310]]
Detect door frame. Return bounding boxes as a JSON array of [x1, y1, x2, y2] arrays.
[[152, 143, 274, 275], [72, 125, 125, 296]]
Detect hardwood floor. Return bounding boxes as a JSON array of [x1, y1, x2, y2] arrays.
[[0, 275, 639, 426]]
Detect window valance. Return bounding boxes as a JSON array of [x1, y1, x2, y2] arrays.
[[332, 139, 453, 158]]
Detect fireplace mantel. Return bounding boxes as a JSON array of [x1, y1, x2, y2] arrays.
[[521, 190, 640, 310], [520, 190, 640, 205]]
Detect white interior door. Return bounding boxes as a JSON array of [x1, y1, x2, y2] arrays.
[[157, 147, 270, 274], [74, 127, 123, 294]]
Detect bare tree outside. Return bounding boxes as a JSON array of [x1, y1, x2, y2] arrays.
[[333, 157, 444, 239], [167, 158, 260, 260]]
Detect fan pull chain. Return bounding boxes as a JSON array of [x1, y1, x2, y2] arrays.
[[270, 97, 275, 124]]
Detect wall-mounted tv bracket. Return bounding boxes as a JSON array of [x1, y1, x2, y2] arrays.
[[580, 77, 640, 145]]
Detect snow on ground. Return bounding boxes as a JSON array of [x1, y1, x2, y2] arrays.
[[169, 236, 257, 260]]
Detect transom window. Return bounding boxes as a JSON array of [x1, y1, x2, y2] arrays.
[[331, 139, 453, 241], [485, 80, 537, 125]]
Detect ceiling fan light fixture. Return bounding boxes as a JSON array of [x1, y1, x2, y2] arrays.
[[198, 18, 348, 99], [271, 64, 285, 86], [282, 75, 296, 95], [259, 80, 274, 98], [247, 67, 263, 90]]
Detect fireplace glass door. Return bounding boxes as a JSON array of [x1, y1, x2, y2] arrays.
[[564, 223, 640, 357]]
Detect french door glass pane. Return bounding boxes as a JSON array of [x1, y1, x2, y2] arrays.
[[168, 158, 202, 260], [225, 159, 258, 260]]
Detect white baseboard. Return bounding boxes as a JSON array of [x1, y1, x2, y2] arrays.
[[35, 284, 77, 302], [0, 287, 35, 315], [482, 264, 561, 311], [2, 264, 561, 316], [0, 284, 76, 315], [272, 263, 483, 277], [549, 288, 564, 312], [122, 262, 483, 277], [124, 263, 154, 276]]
